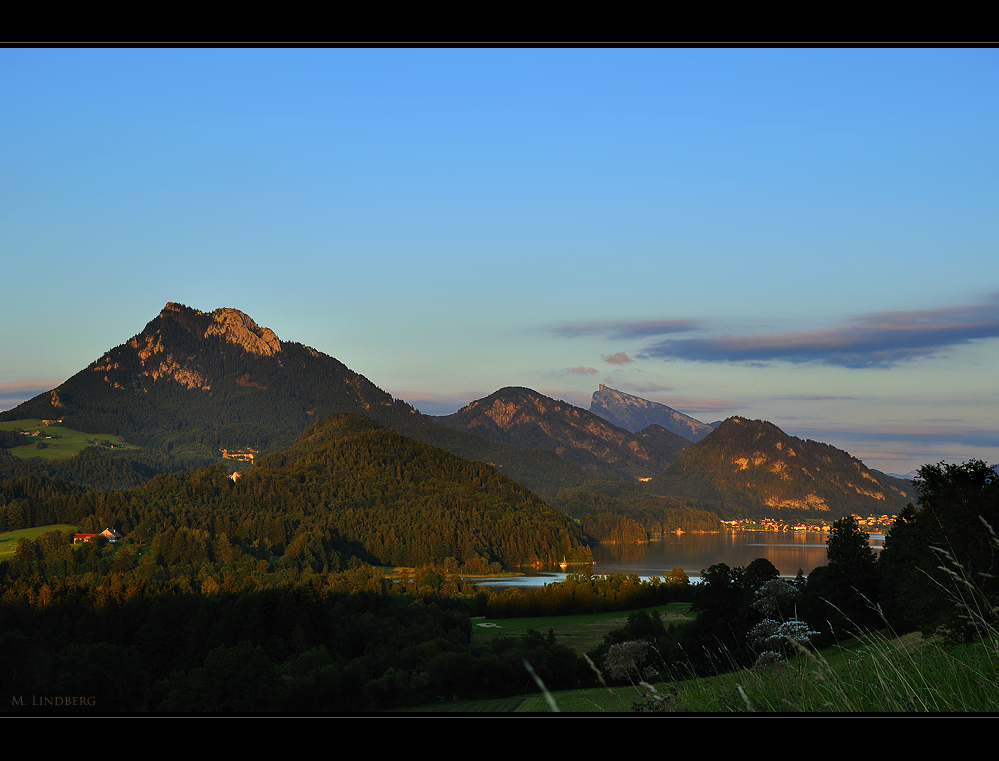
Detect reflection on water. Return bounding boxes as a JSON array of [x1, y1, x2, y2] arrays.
[[477, 572, 569, 587], [591, 531, 884, 579], [476, 531, 885, 588]]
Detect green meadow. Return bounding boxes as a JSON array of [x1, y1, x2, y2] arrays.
[[0, 419, 134, 460], [0, 524, 78, 559], [471, 602, 694, 657]]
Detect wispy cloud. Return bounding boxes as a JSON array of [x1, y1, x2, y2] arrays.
[[778, 420, 999, 471], [603, 352, 633, 365], [643, 298, 999, 368], [0, 380, 63, 399], [568, 366, 598, 376], [552, 319, 702, 340], [785, 421, 999, 450]]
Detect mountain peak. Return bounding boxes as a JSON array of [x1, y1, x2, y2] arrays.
[[205, 307, 282, 357], [437, 386, 690, 480], [2, 302, 393, 454], [156, 302, 282, 357]]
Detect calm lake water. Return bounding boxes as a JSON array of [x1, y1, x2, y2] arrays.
[[480, 531, 885, 588]]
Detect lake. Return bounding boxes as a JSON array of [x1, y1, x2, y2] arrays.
[[480, 530, 885, 588]]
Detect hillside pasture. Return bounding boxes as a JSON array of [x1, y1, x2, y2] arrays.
[[0, 419, 134, 460], [0, 524, 78, 559]]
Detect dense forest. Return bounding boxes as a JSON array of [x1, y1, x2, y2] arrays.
[[0, 411, 597, 713], [552, 481, 723, 540], [0, 564, 587, 712], [1, 458, 996, 712], [1, 414, 590, 571], [0, 445, 211, 492]]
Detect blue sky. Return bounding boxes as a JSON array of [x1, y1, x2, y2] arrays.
[[2, 48, 997, 474]]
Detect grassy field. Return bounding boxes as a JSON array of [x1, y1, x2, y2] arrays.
[[0, 524, 78, 559], [414, 589, 999, 714], [403, 628, 999, 713], [471, 602, 693, 657], [0, 418, 134, 460], [432, 626, 999, 713]]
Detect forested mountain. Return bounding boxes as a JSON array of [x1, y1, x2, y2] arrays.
[[0, 445, 203, 492], [0, 303, 599, 498], [589, 384, 714, 442], [551, 480, 723, 541], [1, 303, 394, 456], [434, 387, 690, 481], [2, 413, 591, 570], [651, 416, 915, 519]]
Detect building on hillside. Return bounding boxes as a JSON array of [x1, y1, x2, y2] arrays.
[[220, 447, 257, 462]]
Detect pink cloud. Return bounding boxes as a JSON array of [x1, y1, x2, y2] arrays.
[[603, 352, 633, 365]]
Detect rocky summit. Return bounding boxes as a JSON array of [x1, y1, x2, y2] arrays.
[[111, 303, 284, 391], [1, 302, 393, 454], [435, 386, 689, 480]]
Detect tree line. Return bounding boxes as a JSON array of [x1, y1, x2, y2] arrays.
[[585, 460, 999, 685]]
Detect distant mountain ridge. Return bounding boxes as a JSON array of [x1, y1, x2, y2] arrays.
[[589, 384, 714, 442], [434, 387, 690, 481]]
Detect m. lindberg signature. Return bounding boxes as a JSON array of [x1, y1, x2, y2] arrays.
[[11, 695, 97, 707]]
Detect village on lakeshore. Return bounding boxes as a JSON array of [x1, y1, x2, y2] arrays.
[[723, 515, 896, 534]]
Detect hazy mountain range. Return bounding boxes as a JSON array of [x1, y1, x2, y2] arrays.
[[1, 302, 916, 520], [434, 387, 690, 481]]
